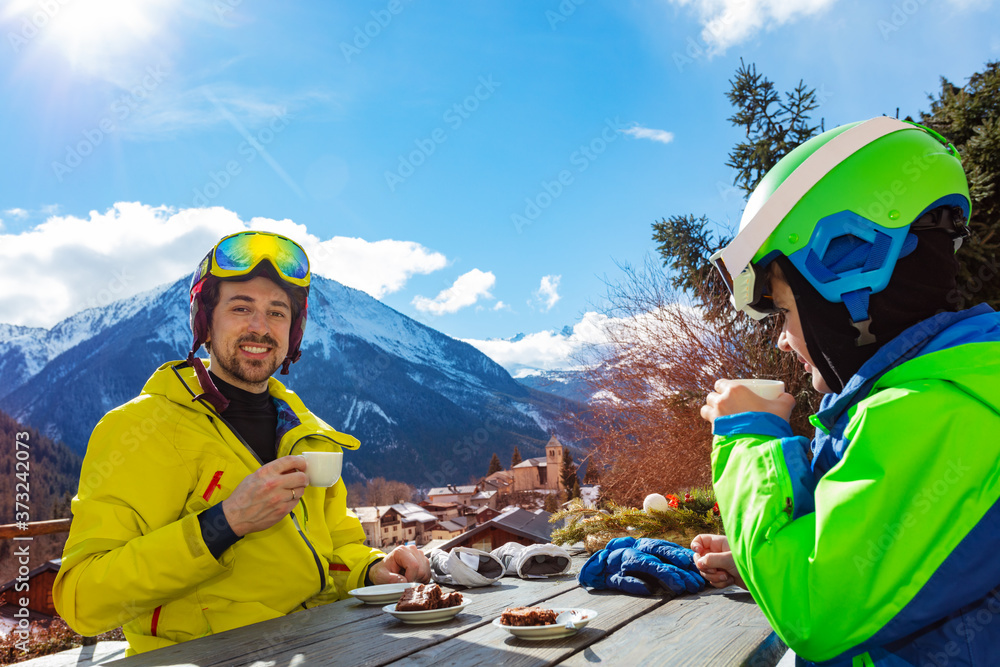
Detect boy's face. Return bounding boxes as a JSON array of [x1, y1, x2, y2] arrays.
[[771, 272, 834, 395]]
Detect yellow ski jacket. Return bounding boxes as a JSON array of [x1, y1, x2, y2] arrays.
[[53, 360, 385, 656]]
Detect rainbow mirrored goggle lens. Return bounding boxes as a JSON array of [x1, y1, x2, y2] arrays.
[[210, 231, 310, 287]]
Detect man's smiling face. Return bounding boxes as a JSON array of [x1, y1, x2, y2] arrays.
[[206, 275, 292, 393]]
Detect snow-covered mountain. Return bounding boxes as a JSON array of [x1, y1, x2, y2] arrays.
[[515, 369, 595, 404], [0, 276, 582, 485]]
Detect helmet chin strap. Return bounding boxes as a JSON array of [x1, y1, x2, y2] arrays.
[[188, 352, 231, 413]]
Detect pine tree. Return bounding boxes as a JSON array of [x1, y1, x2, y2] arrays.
[[571, 478, 581, 500], [652, 59, 821, 324], [486, 452, 502, 476], [511, 446, 522, 467], [559, 449, 577, 493], [917, 61, 1000, 309], [543, 494, 559, 513]]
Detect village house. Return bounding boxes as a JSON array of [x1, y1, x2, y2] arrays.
[[426, 484, 478, 505], [350, 504, 435, 549], [437, 508, 556, 553], [474, 505, 501, 524], [351, 506, 383, 549], [418, 501, 463, 521], [0, 559, 61, 626], [479, 469, 515, 496]]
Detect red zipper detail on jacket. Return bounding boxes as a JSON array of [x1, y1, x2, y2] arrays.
[[329, 563, 350, 572], [151, 605, 162, 637], [202, 471, 224, 501]]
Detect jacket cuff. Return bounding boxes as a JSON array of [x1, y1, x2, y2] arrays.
[[198, 503, 243, 559], [345, 550, 387, 593], [363, 557, 385, 586], [713, 412, 793, 439]]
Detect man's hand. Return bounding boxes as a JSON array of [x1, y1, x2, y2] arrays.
[[222, 456, 308, 537], [368, 545, 431, 585], [700, 380, 795, 427], [690, 533, 745, 589]]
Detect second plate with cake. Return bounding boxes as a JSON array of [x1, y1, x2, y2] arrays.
[[493, 607, 599, 640]]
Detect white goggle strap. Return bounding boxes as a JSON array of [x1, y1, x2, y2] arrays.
[[715, 117, 913, 285]]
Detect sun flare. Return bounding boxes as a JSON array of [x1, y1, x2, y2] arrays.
[[8, 0, 169, 77]]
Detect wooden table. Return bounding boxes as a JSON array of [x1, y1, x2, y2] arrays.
[[102, 551, 785, 667]]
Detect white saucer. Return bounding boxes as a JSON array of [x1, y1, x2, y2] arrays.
[[493, 608, 599, 640], [382, 596, 469, 624], [348, 583, 419, 605]]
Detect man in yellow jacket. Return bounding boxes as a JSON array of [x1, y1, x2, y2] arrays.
[[53, 231, 430, 656]]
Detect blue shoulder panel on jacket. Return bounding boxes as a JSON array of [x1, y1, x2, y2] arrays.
[[852, 494, 1000, 662]]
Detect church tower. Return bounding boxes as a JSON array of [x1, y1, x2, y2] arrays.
[[545, 435, 564, 491]]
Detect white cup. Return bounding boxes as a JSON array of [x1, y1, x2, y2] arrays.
[[302, 451, 343, 487], [727, 379, 785, 400]]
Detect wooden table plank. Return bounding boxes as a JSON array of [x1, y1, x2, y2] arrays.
[[559, 589, 786, 667], [389, 585, 671, 667], [109, 574, 582, 667]]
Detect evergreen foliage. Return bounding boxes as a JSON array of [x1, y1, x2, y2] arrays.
[[549, 487, 723, 550], [511, 446, 522, 467], [559, 448, 577, 492], [917, 61, 1000, 309], [486, 452, 502, 476], [543, 494, 560, 513]]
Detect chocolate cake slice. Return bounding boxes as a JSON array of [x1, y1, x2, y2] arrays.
[[396, 584, 461, 611], [500, 606, 558, 626]]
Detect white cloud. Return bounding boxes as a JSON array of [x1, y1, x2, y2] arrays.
[[412, 269, 496, 316], [0, 202, 448, 327], [622, 125, 675, 144], [493, 301, 509, 311], [3, 208, 29, 219], [465, 304, 708, 376], [534, 275, 561, 311], [665, 0, 839, 55], [463, 312, 615, 375]]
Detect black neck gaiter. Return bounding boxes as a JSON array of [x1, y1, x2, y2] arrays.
[[209, 370, 279, 464]]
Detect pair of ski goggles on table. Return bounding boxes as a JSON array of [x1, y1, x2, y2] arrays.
[[196, 231, 310, 288]]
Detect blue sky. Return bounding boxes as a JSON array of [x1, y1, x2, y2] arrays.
[[1, 0, 997, 375]]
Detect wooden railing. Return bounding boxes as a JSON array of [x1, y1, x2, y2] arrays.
[[0, 518, 72, 540]]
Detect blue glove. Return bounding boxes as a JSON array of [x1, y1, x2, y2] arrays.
[[580, 537, 706, 596]]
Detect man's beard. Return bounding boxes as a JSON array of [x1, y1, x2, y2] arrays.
[[214, 334, 282, 386]]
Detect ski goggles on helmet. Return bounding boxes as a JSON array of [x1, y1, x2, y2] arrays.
[[198, 231, 310, 287]]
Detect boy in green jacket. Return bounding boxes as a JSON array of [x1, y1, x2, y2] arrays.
[[697, 118, 1000, 665]]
